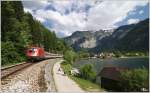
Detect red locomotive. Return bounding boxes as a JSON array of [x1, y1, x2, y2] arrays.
[[26, 47, 45, 61], [26, 46, 63, 61]]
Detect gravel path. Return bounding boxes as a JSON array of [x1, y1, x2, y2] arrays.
[[44, 58, 61, 92], [53, 61, 85, 93], [1, 59, 61, 93]]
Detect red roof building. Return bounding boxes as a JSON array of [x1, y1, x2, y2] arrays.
[[96, 67, 128, 91], [98, 67, 128, 81]]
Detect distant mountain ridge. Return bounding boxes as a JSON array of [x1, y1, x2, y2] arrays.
[[64, 29, 113, 51], [64, 18, 149, 53]]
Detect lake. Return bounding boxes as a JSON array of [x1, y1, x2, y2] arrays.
[[73, 57, 149, 74]]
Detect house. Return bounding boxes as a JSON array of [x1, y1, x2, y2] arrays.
[[96, 67, 128, 91], [98, 52, 115, 59]]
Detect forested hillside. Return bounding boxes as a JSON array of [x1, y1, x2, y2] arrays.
[[1, 1, 69, 66]]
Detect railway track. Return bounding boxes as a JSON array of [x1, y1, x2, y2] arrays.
[[1, 62, 34, 79]]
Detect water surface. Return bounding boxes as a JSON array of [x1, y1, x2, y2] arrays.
[[73, 57, 149, 74]]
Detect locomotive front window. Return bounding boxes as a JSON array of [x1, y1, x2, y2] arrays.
[[32, 48, 38, 53], [27, 48, 38, 57], [32, 48, 35, 52], [28, 48, 37, 53]]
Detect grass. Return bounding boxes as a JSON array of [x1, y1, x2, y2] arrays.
[[61, 62, 104, 92], [71, 76, 104, 92]]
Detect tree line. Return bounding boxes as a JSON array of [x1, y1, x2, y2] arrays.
[[1, 1, 70, 65]]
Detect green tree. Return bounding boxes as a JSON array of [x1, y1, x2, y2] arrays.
[[119, 68, 149, 92], [1, 1, 30, 65], [79, 64, 96, 82], [78, 51, 89, 58], [1, 41, 24, 65], [63, 50, 77, 64]]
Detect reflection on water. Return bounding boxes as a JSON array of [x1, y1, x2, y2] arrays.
[[73, 57, 149, 74]]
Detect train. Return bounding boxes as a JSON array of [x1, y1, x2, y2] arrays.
[[26, 46, 62, 61]]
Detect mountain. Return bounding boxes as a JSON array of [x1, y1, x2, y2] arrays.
[[64, 30, 113, 51], [64, 18, 149, 53], [92, 18, 149, 53]]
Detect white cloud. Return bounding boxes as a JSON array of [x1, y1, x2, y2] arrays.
[[86, 1, 148, 30], [23, 1, 50, 10], [24, 8, 33, 13], [127, 18, 140, 24], [139, 10, 144, 14], [34, 9, 86, 36], [23, 0, 148, 37]]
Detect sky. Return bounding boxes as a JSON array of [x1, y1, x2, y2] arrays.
[[23, 0, 149, 38]]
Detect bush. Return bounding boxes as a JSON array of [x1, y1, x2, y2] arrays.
[[61, 62, 72, 75], [63, 50, 77, 65], [78, 51, 89, 58], [79, 64, 96, 82], [1, 41, 26, 66], [119, 68, 149, 92], [61, 60, 68, 65], [114, 51, 122, 58]]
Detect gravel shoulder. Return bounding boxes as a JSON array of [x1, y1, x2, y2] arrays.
[[53, 61, 85, 93], [1, 59, 61, 93]]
